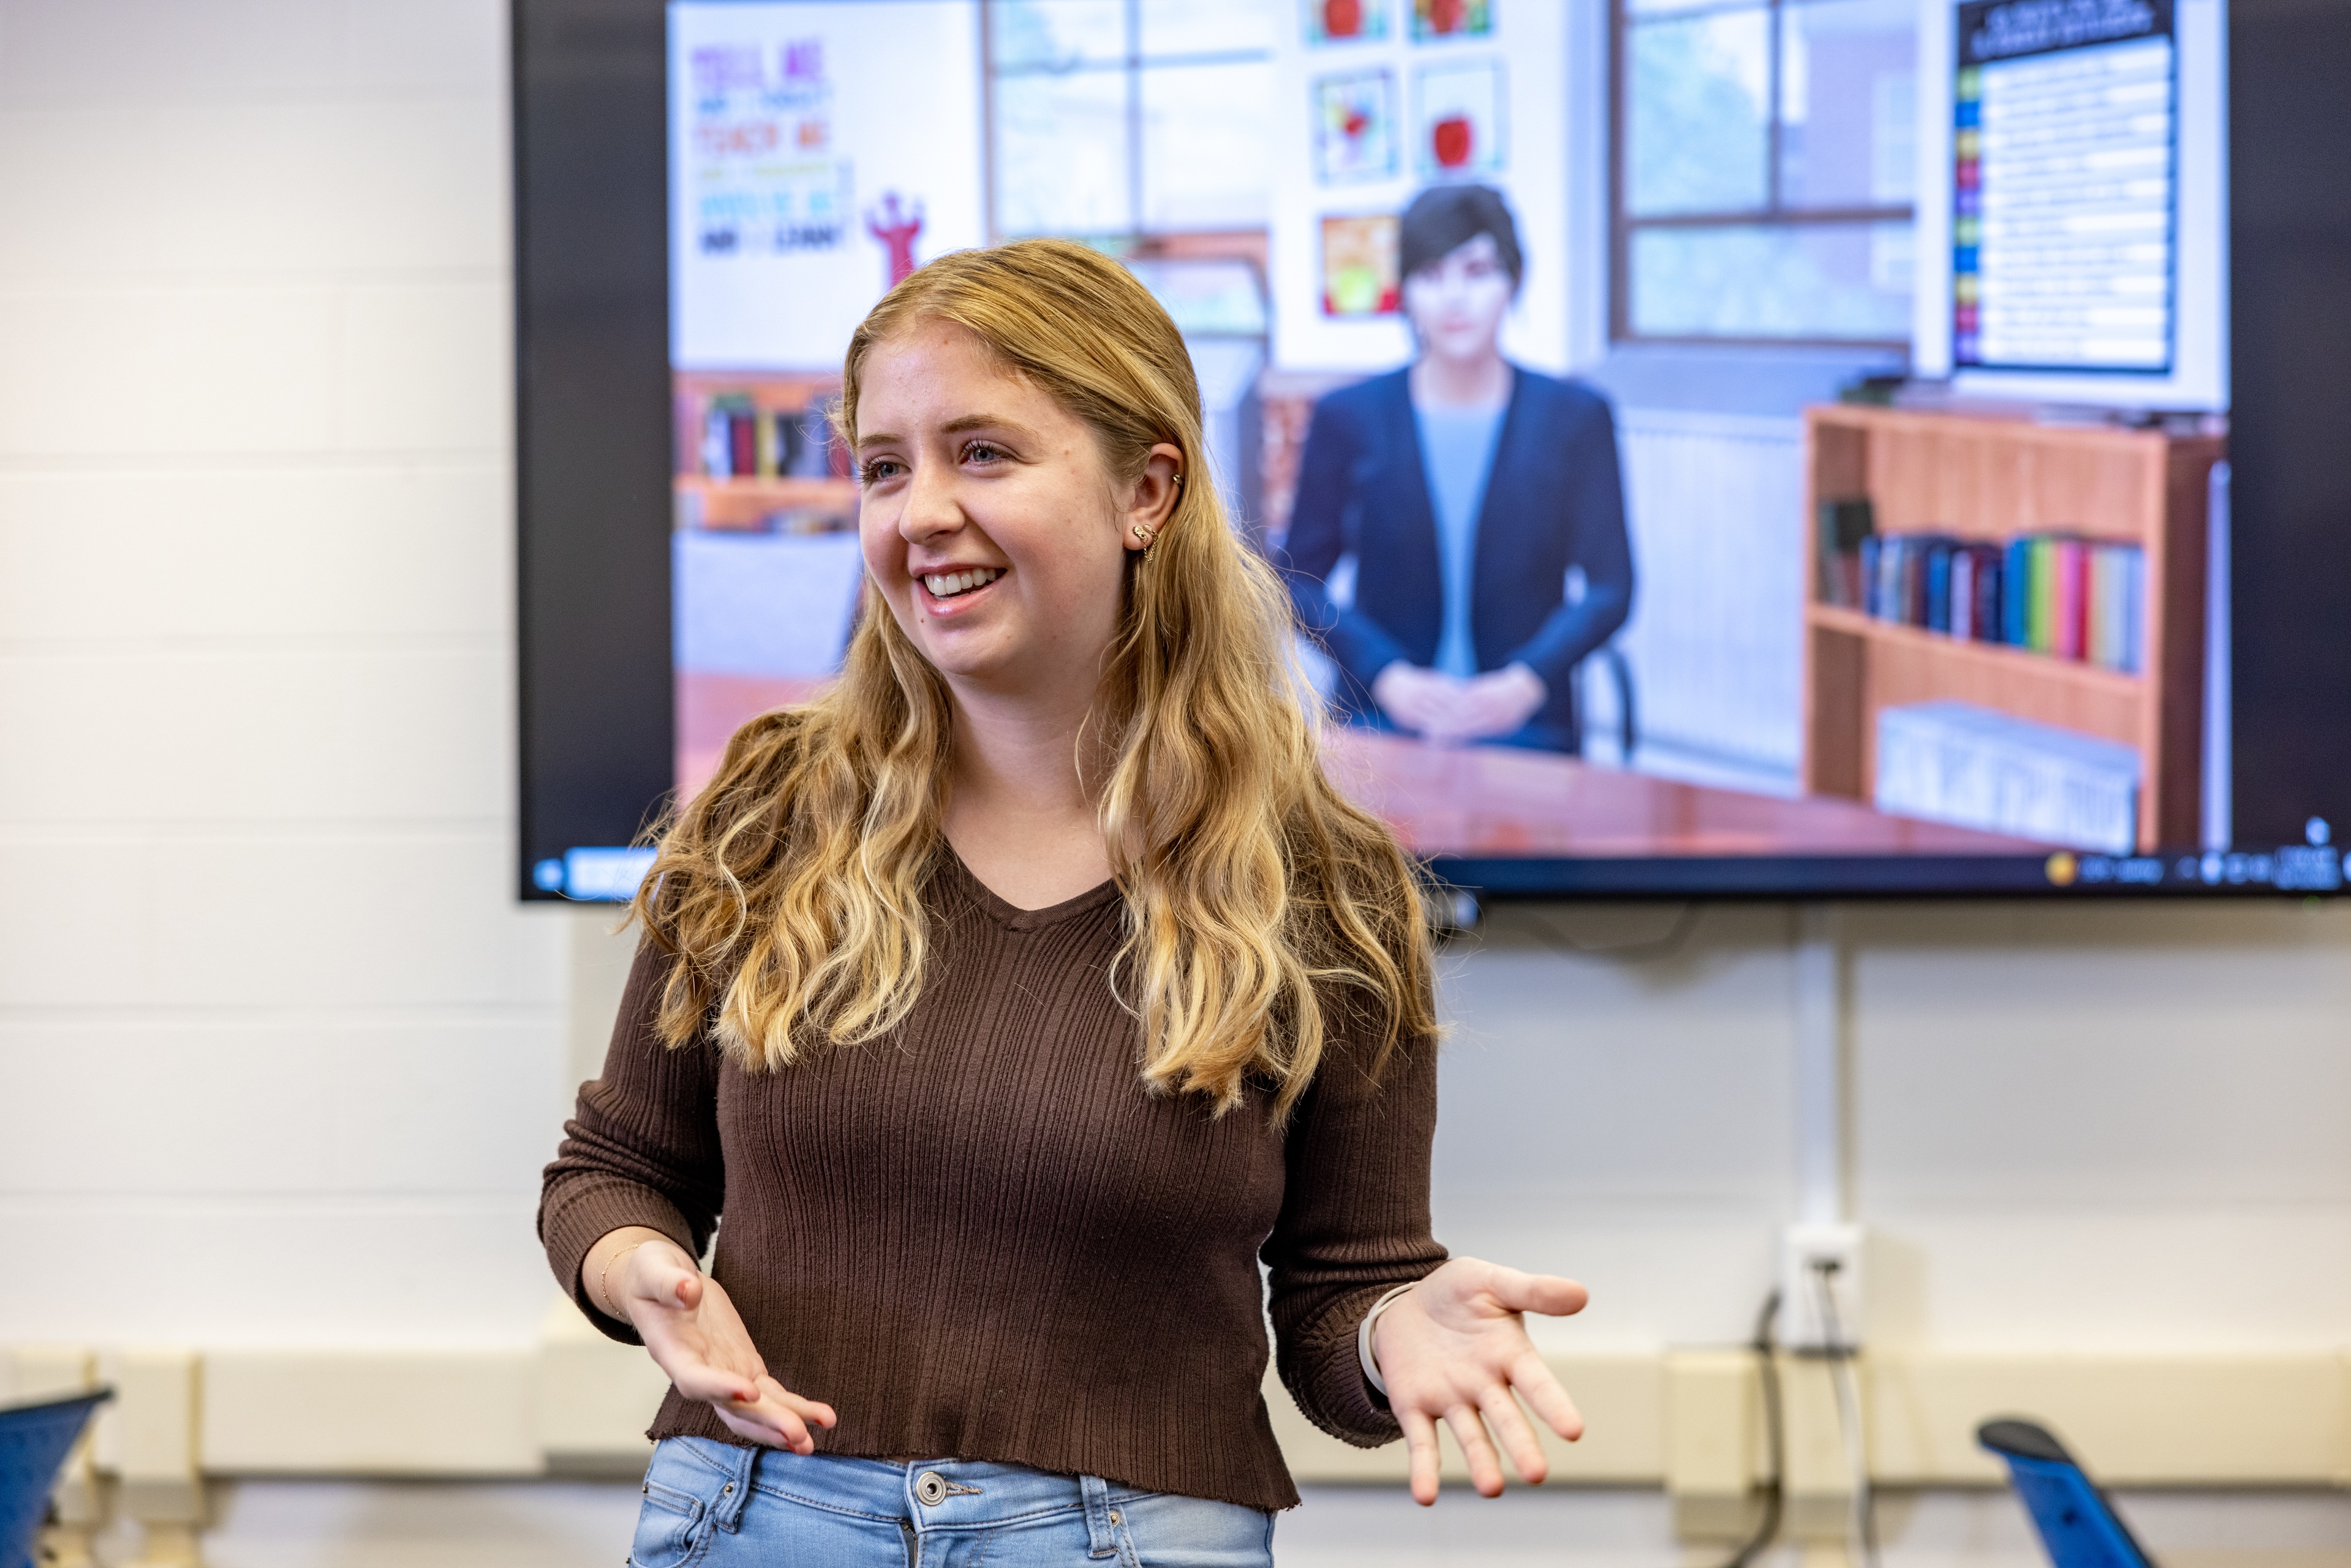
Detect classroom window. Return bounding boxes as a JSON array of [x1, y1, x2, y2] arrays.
[[1613, 0, 1917, 346], [987, 0, 1275, 241]]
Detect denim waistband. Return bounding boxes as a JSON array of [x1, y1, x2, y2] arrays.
[[662, 1435, 1150, 1542]]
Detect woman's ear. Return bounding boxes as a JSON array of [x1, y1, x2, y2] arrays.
[[1122, 442, 1187, 553]]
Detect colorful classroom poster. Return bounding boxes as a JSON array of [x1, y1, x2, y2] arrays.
[[1321, 213, 1401, 315], [1413, 0, 1493, 40], [670, 2, 983, 371], [1415, 59, 1505, 176], [1315, 69, 1398, 184], [1305, 0, 1390, 43]]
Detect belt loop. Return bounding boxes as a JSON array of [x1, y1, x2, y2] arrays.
[[711, 1441, 758, 1532], [1080, 1474, 1117, 1559]]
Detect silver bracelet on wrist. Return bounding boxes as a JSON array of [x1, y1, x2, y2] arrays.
[[1357, 1282, 1420, 1398]]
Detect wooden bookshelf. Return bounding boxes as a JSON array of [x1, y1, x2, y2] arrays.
[[1801, 405, 2225, 851], [675, 475, 860, 530], [673, 371, 857, 532]]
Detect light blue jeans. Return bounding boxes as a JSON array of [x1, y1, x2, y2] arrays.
[[628, 1434, 1276, 1567]]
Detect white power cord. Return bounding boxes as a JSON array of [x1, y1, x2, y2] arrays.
[[1812, 1259, 1878, 1568]]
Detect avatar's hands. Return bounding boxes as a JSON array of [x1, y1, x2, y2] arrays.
[[1372, 662, 1465, 738], [1424, 664, 1546, 744]]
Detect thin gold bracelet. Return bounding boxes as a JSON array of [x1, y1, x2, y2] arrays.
[[596, 1238, 654, 1319]]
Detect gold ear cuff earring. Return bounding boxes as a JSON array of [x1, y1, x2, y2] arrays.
[[1131, 473, 1180, 556]]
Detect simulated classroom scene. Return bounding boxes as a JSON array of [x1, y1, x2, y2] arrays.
[[668, 0, 2225, 867]]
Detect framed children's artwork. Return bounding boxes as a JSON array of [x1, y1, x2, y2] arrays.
[[1304, 0, 1389, 44], [1411, 0, 1493, 40], [1313, 69, 1398, 184], [1320, 213, 1401, 316], [1414, 59, 1504, 176]]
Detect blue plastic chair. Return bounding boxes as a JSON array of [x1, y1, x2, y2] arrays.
[[0, 1389, 110, 1568], [1977, 1418, 2155, 1568]]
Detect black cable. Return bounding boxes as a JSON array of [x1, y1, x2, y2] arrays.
[[1719, 1289, 1785, 1568], [1814, 1262, 1880, 1568], [1513, 901, 1705, 960]]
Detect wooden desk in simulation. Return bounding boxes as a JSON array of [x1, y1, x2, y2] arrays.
[[678, 674, 2038, 860]]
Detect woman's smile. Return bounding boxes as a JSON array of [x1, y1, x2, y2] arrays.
[[916, 564, 1008, 614]]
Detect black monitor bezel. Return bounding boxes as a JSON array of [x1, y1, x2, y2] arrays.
[[512, 0, 2347, 904]]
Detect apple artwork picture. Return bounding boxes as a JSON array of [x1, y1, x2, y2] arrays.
[[1432, 115, 1473, 170], [1414, 60, 1501, 178]]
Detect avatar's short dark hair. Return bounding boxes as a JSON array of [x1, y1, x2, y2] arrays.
[[1397, 184, 1524, 290]]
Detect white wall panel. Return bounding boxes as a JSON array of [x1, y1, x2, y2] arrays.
[[0, 1, 349, 108], [0, 1018, 558, 1197], [1853, 900, 2351, 1353], [0, 287, 345, 456], [0, 834, 559, 1008], [0, 1197, 551, 1347], [0, 104, 505, 278], [0, 649, 505, 822], [1613, 409, 1805, 776], [337, 281, 510, 452], [0, 465, 509, 643]]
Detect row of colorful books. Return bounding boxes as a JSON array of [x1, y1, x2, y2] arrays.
[[692, 393, 849, 481], [1821, 513, 2146, 674]]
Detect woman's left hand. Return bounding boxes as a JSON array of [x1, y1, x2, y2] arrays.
[[1370, 1256, 1590, 1504]]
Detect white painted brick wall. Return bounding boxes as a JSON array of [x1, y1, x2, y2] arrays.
[[0, 0, 566, 1350]]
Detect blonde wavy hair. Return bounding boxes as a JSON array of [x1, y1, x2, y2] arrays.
[[632, 238, 1435, 1119]]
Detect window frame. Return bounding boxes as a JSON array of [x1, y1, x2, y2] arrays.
[[1608, 0, 1917, 352], [981, 0, 1274, 246]]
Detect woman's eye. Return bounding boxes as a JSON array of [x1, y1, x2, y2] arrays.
[[858, 458, 903, 484], [962, 441, 1006, 466]]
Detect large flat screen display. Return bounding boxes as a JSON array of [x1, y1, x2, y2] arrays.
[[513, 0, 2351, 902]]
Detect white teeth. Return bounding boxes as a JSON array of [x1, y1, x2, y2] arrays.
[[922, 567, 1002, 599]]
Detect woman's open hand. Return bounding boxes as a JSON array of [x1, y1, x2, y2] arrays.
[[1370, 1256, 1589, 1504], [610, 1236, 839, 1452]]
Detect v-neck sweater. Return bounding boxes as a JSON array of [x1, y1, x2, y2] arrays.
[[538, 853, 1444, 1512]]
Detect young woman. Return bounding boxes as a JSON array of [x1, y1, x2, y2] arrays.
[[540, 239, 1588, 1568], [1282, 184, 1635, 753]]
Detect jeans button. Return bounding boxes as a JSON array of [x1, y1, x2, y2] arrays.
[[915, 1471, 948, 1507]]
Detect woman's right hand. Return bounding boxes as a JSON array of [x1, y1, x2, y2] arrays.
[[597, 1231, 839, 1452]]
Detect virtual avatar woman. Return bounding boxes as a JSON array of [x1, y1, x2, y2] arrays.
[[541, 241, 1588, 1566], [1282, 184, 1635, 753]]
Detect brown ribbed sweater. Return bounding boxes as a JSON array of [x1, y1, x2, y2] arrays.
[[537, 853, 1444, 1512]]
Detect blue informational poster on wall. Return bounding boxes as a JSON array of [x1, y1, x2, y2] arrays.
[[1951, 0, 2175, 374]]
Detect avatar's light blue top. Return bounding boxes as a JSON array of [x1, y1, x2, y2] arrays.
[[1412, 399, 1509, 678]]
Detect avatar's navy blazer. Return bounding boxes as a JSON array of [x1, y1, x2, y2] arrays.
[[1277, 364, 1635, 753]]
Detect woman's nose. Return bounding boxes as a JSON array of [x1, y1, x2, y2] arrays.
[[897, 465, 960, 541]]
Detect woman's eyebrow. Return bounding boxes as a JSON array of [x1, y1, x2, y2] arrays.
[[937, 413, 1036, 440], [856, 413, 1038, 451], [856, 413, 1039, 451]]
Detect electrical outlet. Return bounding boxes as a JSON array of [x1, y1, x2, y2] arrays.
[[1777, 1222, 1865, 1352]]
